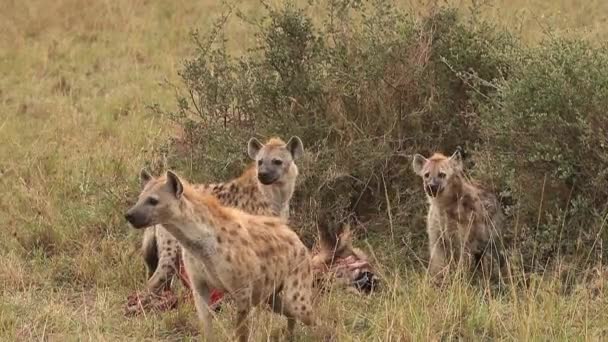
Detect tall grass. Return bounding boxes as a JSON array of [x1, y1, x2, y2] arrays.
[[1, 0, 607, 340]]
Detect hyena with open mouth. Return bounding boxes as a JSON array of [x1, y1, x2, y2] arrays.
[[412, 149, 505, 284]]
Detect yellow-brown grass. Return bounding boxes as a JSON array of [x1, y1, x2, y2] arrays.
[[1, 0, 607, 340]]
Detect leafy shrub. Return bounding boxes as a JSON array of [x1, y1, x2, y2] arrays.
[[152, 0, 607, 271], [476, 39, 608, 267]]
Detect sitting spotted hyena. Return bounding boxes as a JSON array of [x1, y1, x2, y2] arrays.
[[412, 149, 505, 283], [125, 171, 316, 341], [141, 137, 303, 296]]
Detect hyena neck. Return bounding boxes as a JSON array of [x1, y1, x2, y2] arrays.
[[162, 201, 218, 258], [260, 179, 295, 219], [434, 174, 466, 209], [253, 164, 298, 219]]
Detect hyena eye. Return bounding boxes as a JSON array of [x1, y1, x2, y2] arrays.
[[147, 197, 159, 206], [257, 160, 263, 166], [438, 172, 446, 179], [272, 159, 283, 166], [424, 172, 430, 178]]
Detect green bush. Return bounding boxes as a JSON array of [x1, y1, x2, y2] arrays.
[[152, 0, 607, 271], [476, 39, 608, 268]]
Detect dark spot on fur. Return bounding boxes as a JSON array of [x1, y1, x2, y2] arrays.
[[240, 238, 249, 246], [217, 236, 222, 244], [447, 207, 458, 219], [292, 279, 299, 287], [292, 293, 299, 301], [229, 230, 238, 237], [226, 254, 231, 262], [301, 305, 307, 311], [262, 220, 274, 227], [462, 193, 477, 212], [256, 249, 270, 258]]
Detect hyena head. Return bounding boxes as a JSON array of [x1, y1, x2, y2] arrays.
[[125, 170, 185, 229], [247, 136, 303, 185], [412, 150, 463, 198]]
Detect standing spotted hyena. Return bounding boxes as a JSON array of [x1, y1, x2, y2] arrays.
[[412, 149, 505, 282], [142, 136, 303, 295], [125, 171, 316, 341]]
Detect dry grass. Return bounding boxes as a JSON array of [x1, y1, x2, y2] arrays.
[[1, 0, 607, 340]]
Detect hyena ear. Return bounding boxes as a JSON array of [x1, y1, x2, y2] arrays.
[[140, 168, 153, 189], [166, 171, 184, 199], [412, 154, 427, 175], [449, 149, 464, 170], [286, 136, 304, 160], [247, 137, 264, 160]]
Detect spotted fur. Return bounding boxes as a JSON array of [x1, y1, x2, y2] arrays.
[[126, 172, 315, 341], [142, 136, 303, 294], [412, 150, 505, 283]]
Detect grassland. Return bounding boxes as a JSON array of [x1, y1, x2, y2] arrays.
[[1, 0, 607, 340]]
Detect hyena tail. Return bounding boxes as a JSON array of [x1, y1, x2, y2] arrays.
[[141, 227, 159, 278]]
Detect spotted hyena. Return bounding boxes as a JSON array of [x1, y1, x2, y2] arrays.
[[125, 171, 315, 341], [412, 149, 505, 282], [142, 136, 303, 295]]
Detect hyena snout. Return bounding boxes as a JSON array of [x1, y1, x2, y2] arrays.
[[257, 171, 279, 185], [124, 209, 149, 229], [425, 182, 441, 197]]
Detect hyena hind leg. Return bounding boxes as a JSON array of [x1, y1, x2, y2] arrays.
[[267, 293, 297, 340], [277, 276, 317, 339], [473, 239, 508, 289]]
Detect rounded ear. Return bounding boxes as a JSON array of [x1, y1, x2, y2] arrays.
[[247, 138, 263, 160], [412, 154, 427, 175], [286, 136, 304, 160], [166, 171, 184, 199], [140, 168, 153, 189], [449, 149, 463, 170], [455, 145, 466, 160]]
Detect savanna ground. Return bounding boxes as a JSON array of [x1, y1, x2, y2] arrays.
[[2, 0, 608, 340]]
